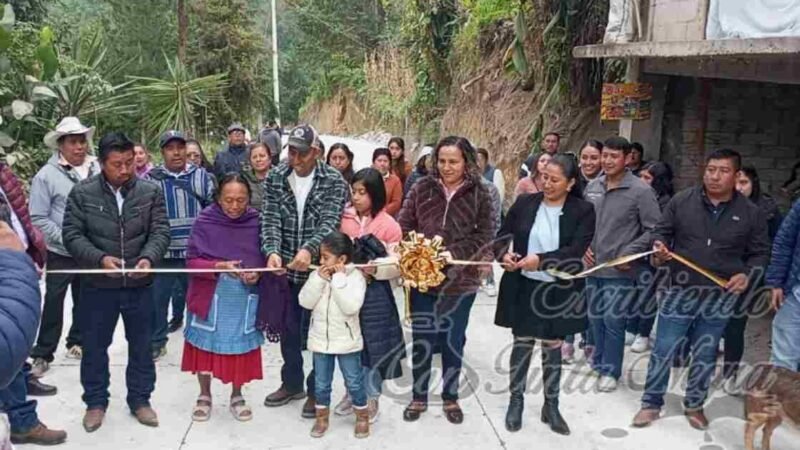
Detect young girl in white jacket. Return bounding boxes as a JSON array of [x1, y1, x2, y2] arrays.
[[299, 231, 369, 439]]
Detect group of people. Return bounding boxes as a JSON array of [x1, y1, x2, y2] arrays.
[[1, 115, 799, 447]]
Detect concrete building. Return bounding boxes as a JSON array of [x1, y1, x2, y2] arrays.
[[574, 0, 800, 204]]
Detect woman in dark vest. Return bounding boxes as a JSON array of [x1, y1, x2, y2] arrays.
[[494, 154, 595, 435]]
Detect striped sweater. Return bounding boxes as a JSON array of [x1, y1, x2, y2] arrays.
[[146, 164, 215, 259]]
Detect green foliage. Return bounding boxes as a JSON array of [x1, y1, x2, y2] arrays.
[[129, 56, 228, 139], [189, 0, 268, 130], [462, 0, 518, 26]]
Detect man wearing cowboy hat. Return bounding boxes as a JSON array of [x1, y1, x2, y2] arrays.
[[29, 117, 100, 378], [212, 122, 249, 178]]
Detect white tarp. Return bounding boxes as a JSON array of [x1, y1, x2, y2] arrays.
[[604, 0, 636, 44], [707, 0, 800, 39]]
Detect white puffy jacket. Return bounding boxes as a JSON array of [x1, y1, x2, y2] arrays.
[[299, 266, 367, 354]]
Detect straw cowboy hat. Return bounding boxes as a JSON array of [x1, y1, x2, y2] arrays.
[[43, 117, 95, 149]]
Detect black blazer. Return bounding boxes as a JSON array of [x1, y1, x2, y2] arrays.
[[494, 193, 596, 334], [495, 192, 595, 273]]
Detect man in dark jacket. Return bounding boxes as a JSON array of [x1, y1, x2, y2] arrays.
[[258, 124, 282, 167], [631, 149, 770, 430], [213, 122, 249, 178], [261, 124, 348, 418], [62, 132, 170, 433], [765, 199, 800, 372], [0, 223, 67, 446]]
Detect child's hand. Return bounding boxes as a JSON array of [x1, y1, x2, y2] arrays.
[[319, 265, 333, 281]]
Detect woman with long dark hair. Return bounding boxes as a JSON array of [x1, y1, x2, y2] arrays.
[[186, 139, 214, 173], [334, 168, 406, 422], [327, 143, 355, 184], [638, 161, 674, 212], [388, 137, 411, 186], [514, 152, 553, 199], [495, 154, 595, 435], [398, 136, 494, 425]]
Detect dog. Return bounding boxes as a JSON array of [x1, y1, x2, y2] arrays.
[[744, 364, 800, 450]]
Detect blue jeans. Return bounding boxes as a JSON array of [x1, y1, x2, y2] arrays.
[[0, 365, 38, 433], [410, 290, 476, 402], [363, 366, 383, 398], [772, 287, 800, 371], [81, 286, 155, 411], [641, 287, 736, 410], [313, 352, 367, 408], [151, 259, 188, 350], [587, 277, 636, 379]]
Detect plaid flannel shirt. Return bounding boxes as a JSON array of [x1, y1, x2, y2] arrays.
[[260, 160, 348, 284]]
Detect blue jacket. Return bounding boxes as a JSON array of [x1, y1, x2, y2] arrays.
[[766, 200, 800, 291], [0, 250, 41, 388]]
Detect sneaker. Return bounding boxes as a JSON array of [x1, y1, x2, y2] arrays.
[[334, 393, 353, 416], [484, 282, 497, 297], [151, 347, 166, 361], [631, 336, 650, 353], [624, 331, 636, 346], [597, 376, 618, 393], [367, 397, 380, 424], [561, 343, 575, 364], [66, 345, 83, 360], [30, 358, 49, 378]]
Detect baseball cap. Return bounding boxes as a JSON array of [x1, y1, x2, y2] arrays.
[[285, 124, 319, 153], [159, 130, 186, 149], [227, 122, 246, 134]]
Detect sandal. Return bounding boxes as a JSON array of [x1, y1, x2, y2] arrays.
[[66, 345, 83, 360], [443, 400, 464, 424], [229, 396, 252, 422], [402, 401, 427, 422], [192, 395, 212, 422]]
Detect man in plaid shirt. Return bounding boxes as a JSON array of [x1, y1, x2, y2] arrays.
[[261, 124, 348, 418]]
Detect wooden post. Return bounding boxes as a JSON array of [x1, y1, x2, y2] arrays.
[[696, 78, 712, 181], [619, 57, 641, 140]]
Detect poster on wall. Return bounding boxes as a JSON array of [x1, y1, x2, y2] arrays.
[[600, 83, 653, 121]]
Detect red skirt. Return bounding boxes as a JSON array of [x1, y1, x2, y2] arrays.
[[181, 342, 263, 386]]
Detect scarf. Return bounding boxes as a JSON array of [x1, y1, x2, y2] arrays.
[[186, 203, 288, 340]]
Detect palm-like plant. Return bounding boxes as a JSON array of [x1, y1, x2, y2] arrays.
[[129, 55, 228, 136], [50, 30, 136, 119]]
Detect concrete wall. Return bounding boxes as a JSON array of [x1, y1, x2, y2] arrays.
[[660, 76, 800, 207], [648, 0, 708, 41]]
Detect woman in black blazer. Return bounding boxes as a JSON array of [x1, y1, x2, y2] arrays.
[[494, 154, 595, 435]]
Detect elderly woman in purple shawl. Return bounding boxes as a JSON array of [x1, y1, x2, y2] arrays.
[[180, 174, 287, 423]]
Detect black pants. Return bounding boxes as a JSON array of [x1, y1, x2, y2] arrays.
[[80, 285, 155, 411], [30, 252, 81, 362], [279, 281, 314, 395]]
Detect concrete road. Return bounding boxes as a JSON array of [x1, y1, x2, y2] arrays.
[[30, 275, 799, 450]]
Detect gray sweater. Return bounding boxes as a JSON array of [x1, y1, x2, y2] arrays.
[[29, 153, 100, 257], [583, 170, 661, 278]]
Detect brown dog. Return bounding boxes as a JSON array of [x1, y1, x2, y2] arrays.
[[744, 364, 800, 450]]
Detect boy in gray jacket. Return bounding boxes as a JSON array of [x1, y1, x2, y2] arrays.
[[582, 136, 661, 393]]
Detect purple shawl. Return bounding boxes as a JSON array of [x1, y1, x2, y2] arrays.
[[186, 203, 289, 341]]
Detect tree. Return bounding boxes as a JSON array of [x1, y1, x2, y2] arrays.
[[188, 0, 268, 130], [177, 0, 187, 63]]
